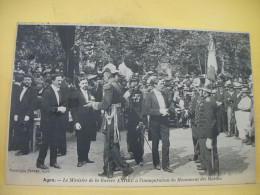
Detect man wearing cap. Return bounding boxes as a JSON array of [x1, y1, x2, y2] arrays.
[[71, 77, 96, 167], [13, 74, 37, 156], [88, 63, 133, 179], [145, 77, 174, 173], [197, 85, 219, 176], [236, 88, 252, 141], [214, 83, 227, 134], [124, 76, 146, 166], [178, 87, 190, 128]]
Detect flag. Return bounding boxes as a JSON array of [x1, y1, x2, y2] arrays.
[[206, 34, 218, 81]]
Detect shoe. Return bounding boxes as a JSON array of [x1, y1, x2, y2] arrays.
[[124, 155, 134, 160], [57, 153, 66, 157], [195, 160, 201, 163], [77, 162, 83, 167], [189, 157, 198, 161], [50, 163, 61, 169], [36, 163, 49, 169], [163, 167, 174, 173], [199, 171, 206, 175], [139, 162, 144, 166], [15, 151, 24, 156], [154, 165, 161, 170], [113, 167, 120, 172], [98, 172, 113, 178], [197, 167, 205, 170], [85, 159, 94, 163], [226, 135, 233, 137], [122, 168, 134, 179]]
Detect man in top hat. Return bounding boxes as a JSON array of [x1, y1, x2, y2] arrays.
[[144, 77, 175, 172], [88, 63, 133, 179], [13, 74, 37, 156], [236, 88, 252, 141]]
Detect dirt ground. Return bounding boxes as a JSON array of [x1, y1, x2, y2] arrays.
[[6, 127, 255, 186]]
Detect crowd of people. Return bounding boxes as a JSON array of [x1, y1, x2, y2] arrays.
[[9, 62, 255, 178]]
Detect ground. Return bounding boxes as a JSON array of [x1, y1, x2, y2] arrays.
[[6, 127, 255, 187]]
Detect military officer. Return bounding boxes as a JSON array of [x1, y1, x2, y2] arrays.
[[88, 63, 133, 179]]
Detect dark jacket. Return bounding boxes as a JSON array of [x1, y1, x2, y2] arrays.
[[71, 89, 97, 141], [197, 96, 218, 139], [14, 85, 37, 122], [40, 86, 68, 136], [145, 90, 175, 140]]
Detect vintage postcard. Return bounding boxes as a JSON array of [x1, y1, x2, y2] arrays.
[[6, 23, 255, 186]]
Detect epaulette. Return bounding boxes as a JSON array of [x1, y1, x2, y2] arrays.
[[103, 83, 112, 90], [206, 97, 210, 102]]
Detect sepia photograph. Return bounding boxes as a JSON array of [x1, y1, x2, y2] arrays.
[[6, 23, 255, 187]]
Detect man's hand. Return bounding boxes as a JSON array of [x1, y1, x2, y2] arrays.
[[58, 106, 66, 113], [206, 138, 213, 150], [14, 115, 18, 122], [24, 115, 30, 121], [75, 123, 81, 130], [84, 101, 94, 107], [160, 109, 169, 116], [123, 91, 131, 100]]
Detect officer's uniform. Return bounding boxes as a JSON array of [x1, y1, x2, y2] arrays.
[[125, 88, 145, 165], [93, 80, 133, 178], [197, 95, 219, 176]]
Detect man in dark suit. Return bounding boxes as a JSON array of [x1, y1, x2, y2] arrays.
[[197, 85, 219, 176], [188, 88, 200, 161], [9, 72, 23, 151], [13, 74, 37, 155], [145, 77, 174, 172], [71, 77, 96, 167], [214, 83, 227, 133], [36, 74, 68, 169], [224, 84, 237, 136]]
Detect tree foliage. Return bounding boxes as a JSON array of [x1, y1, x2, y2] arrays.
[[14, 25, 252, 78]]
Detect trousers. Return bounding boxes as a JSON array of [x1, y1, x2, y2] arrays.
[[150, 119, 170, 169]]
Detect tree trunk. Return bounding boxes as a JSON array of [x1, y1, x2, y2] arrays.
[[56, 26, 77, 80]]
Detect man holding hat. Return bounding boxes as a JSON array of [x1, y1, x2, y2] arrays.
[[87, 63, 133, 179]]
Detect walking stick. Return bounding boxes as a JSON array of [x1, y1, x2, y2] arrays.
[[211, 148, 215, 171], [140, 131, 152, 152]]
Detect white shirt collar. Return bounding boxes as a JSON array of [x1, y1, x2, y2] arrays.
[[153, 88, 161, 94], [51, 84, 60, 92]]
